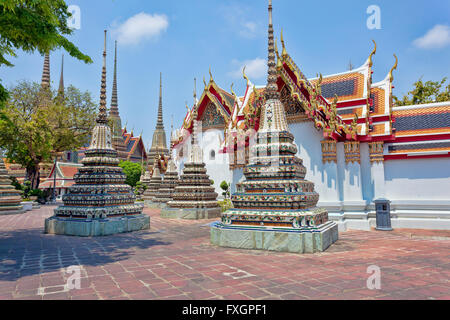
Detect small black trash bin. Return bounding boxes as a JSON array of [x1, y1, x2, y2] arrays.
[[374, 198, 393, 231]]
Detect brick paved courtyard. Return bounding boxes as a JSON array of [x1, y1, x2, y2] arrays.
[[0, 205, 449, 300]]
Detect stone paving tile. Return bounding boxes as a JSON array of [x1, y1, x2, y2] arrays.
[[0, 205, 449, 300]]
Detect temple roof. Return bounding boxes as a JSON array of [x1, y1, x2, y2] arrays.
[[39, 162, 82, 189], [174, 33, 449, 160]]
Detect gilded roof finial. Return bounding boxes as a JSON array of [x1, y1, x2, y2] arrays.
[[368, 40, 377, 68], [203, 76, 207, 88], [388, 54, 398, 83], [242, 66, 250, 86], [230, 83, 238, 101], [275, 37, 283, 69], [96, 30, 108, 124], [280, 29, 287, 57], [209, 67, 214, 82]]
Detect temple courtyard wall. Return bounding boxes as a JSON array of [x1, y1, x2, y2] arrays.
[[176, 120, 450, 231]]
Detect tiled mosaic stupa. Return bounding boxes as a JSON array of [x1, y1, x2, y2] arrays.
[[147, 73, 169, 167], [210, 0, 338, 253], [161, 120, 221, 219], [44, 31, 150, 236], [0, 157, 24, 215], [153, 143, 179, 208], [143, 159, 162, 208]]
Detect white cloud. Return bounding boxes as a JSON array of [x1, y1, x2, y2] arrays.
[[112, 12, 169, 45], [219, 4, 261, 39], [239, 21, 259, 38], [413, 24, 450, 49], [229, 58, 267, 80]]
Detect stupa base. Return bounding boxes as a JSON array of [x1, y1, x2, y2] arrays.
[[160, 207, 221, 220], [145, 200, 162, 209], [0, 207, 26, 215], [44, 214, 150, 237], [210, 221, 338, 253]]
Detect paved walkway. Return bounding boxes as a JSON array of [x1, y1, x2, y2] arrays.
[[0, 205, 448, 300]]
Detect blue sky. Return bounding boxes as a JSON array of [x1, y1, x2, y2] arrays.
[[0, 0, 449, 148]]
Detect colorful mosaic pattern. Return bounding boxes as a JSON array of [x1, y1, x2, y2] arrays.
[[53, 128, 144, 219], [388, 141, 450, 154], [167, 121, 219, 210], [0, 158, 23, 214], [393, 104, 450, 137], [201, 102, 226, 128], [153, 159, 179, 204], [344, 141, 361, 164], [312, 72, 365, 102], [143, 167, 162, 202], [370, 87, 387, 116]]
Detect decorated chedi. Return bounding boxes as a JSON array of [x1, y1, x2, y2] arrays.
[[141, 167, 152, 191], [44, 30, 150, 236], [109, 41, 128, 161], [153, 140, 179, 208], [143, 156, 162, 208], [147, 73, 169, 167], [211, 0, 338, 253], [0, 157, 25, 215], [161, 120, 220, 219]]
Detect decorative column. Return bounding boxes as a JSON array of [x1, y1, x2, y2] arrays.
[[319, 139, 341, 212], [369, 141, 385, 199], [341, 141, 366, 213]]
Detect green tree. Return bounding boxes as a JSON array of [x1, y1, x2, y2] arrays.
[[220, 180, 230, 199], [393, 77, 450, 106], [119, 161, 143, 188], [0, 0, 92, 110], [0, 80, 96, 189]]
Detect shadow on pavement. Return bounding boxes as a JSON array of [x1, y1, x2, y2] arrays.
[[0, 227, 171, 282]]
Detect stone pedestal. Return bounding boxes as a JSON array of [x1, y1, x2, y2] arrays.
[[211, 221, 338, 253], [145, 201, 165, 209], [161, 207, 221, 220], [45, 214, 150, 237]]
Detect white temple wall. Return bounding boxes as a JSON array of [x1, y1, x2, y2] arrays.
[[231, 168, 244, 195], [288, 121, 340, 206], [199, 129, 233, 198], [360, 143, 374, 202], [384, 157, 450, 200]]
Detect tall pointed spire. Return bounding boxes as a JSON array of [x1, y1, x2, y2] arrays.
[[41, 52, 50, 89], [259, 0, 288, 132], [148, 73, 169, 167], [266, 0, 279, 100], [110, 40, 119, 118], [57, 54, 64, 98], [210, 0, 338, 254], [97, 30, 108, 124], [156, 72, 164, 129]]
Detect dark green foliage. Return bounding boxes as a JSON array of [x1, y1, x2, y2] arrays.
[[220, 180, 230, 199], [0, 0, 92, 107], [394, 77, 450, 106], [119, 161, 142, 187]]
